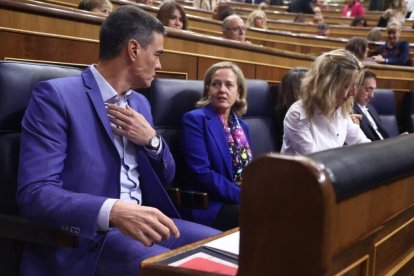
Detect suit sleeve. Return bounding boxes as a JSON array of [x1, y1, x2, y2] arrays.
[[282, 105, 317, 155], [17, 82, 106, 240], [386, 41, 409, 66], [181, 112, 240, 204], [345, 115, 371, 145]]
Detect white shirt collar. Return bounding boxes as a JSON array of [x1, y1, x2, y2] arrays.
[[89, 64, 132, 103]]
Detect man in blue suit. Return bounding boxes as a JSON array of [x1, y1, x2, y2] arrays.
[[17, 6, 219, 276], [353, 70, 389, 141]]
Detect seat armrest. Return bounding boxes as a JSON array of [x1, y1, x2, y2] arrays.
[[166, 187, 208, 209], [0, 214, 78, 247]]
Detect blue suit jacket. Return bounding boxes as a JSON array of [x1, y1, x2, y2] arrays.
[[181, 105, 251, 226], [17, 68, 178, 275], [353, 103, 390, 141]]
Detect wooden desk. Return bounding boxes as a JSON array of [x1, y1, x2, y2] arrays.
[[141, 228, 239, 276], [143, 136, 414, 275]]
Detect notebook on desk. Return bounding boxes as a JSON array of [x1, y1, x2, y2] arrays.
[[161, 231, 240, 276], [202, 230, 239, 260]]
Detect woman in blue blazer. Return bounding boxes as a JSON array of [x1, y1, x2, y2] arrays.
[[181, 62, 253, 230]]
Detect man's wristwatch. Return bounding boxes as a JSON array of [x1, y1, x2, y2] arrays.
[[146, 134, 161, 151]]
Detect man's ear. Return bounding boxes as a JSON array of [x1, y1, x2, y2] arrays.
[[127, 39, 140, 61]]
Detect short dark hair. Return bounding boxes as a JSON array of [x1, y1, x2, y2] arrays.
[[78, 0, 111, 11], [213, 3, 234, 21], [99, 5, 165, 60], [276, 67, 308, 110], [363, 70, 377, 81], [317, 23, 329, 31], [345, 36, 368, 60], [351, 15, 367, 27], [157, 1, 188, 30]]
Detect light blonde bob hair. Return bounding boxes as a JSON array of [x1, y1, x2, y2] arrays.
[[246, 10, 267, 29], [196, 61, 247, 116], [301, 49, 364, 120]]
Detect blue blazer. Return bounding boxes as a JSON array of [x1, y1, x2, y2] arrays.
[[17, 67, 178, 275], [181, 105, 251, 227]]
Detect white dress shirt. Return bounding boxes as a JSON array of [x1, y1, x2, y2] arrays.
[[281, 100, 371, 155], [90, 65, 162, 231]]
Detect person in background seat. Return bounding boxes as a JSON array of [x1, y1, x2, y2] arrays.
[[342, 0, 365, 17], [274, 67, 308, 150], [181, 62, 252, 231], [351, 15, 368, 27], [246, 9, 267, 29], [316, 23, 330, 36], [281, 49, 370, 155], [372, 21, 409, 65], [353, 70, 390, 141], [346, 36, 378, 65], [212, 3, 234, 20], [157, 1, 188, 30], [78, 0, 113, 16], [222, 14, 250, 43], [17, 6, 219, 276], [377, 0, 407, 27]]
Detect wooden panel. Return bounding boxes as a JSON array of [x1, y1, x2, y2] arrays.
[[0, 2, 101, 40], [8, 0, 414, 59], [0, 0, 412, 92], [160, 52, 198, 80], [374, 217, 414, 275], [0, 28, 99, 64], [334, 255, 369, 276], [331, 176, 414, 256]]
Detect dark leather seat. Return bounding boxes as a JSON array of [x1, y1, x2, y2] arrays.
[[0, 61, 81, 275], [400, 91, 414, 133], [243, 79, 278, 155], [149, 78, 278, 212], [149, 79, 206, 210], [369, 89, 400, 137], [310, 134, 414, 201]]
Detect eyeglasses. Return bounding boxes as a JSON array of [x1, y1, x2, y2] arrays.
[[363, 87, 375, 94], [226, 26, 246, 33]]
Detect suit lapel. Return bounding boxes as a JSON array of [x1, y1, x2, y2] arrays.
[[354, 104, 378, 140], [367, 104, 389, 139], [137, 149, 180, 218], [82, 68, 115, 143], [205, 105, 233, 178], [127, 93, 141, 114]]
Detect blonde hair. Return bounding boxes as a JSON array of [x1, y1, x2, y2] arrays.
[[246, 10, 267, 29], [197, 62, 247, 116], [386, 20, 402, 32], [301, 49, 364, 120]]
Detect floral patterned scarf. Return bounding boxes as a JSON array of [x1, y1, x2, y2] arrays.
[[219, 112, 253, 185]]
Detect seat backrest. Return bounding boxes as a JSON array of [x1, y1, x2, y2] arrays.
[[400, 91, 414, 133], [369, 88, 400, 137], [0, 60, 82, 275], [0, 60, 82, 215], [243, 80, 278, 155], [150, 78, 204, 186], [150, 78, 278, 183]]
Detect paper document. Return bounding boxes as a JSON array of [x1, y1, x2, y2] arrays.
[[203, 231, 239, 259], [169, 252, 237, 275]]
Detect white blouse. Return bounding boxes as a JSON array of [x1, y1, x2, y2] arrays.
[[281, 100, 371, 155]]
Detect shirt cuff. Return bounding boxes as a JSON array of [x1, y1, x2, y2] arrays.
[[96, 198, 118, 232], [144, 138, 163, 159]]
